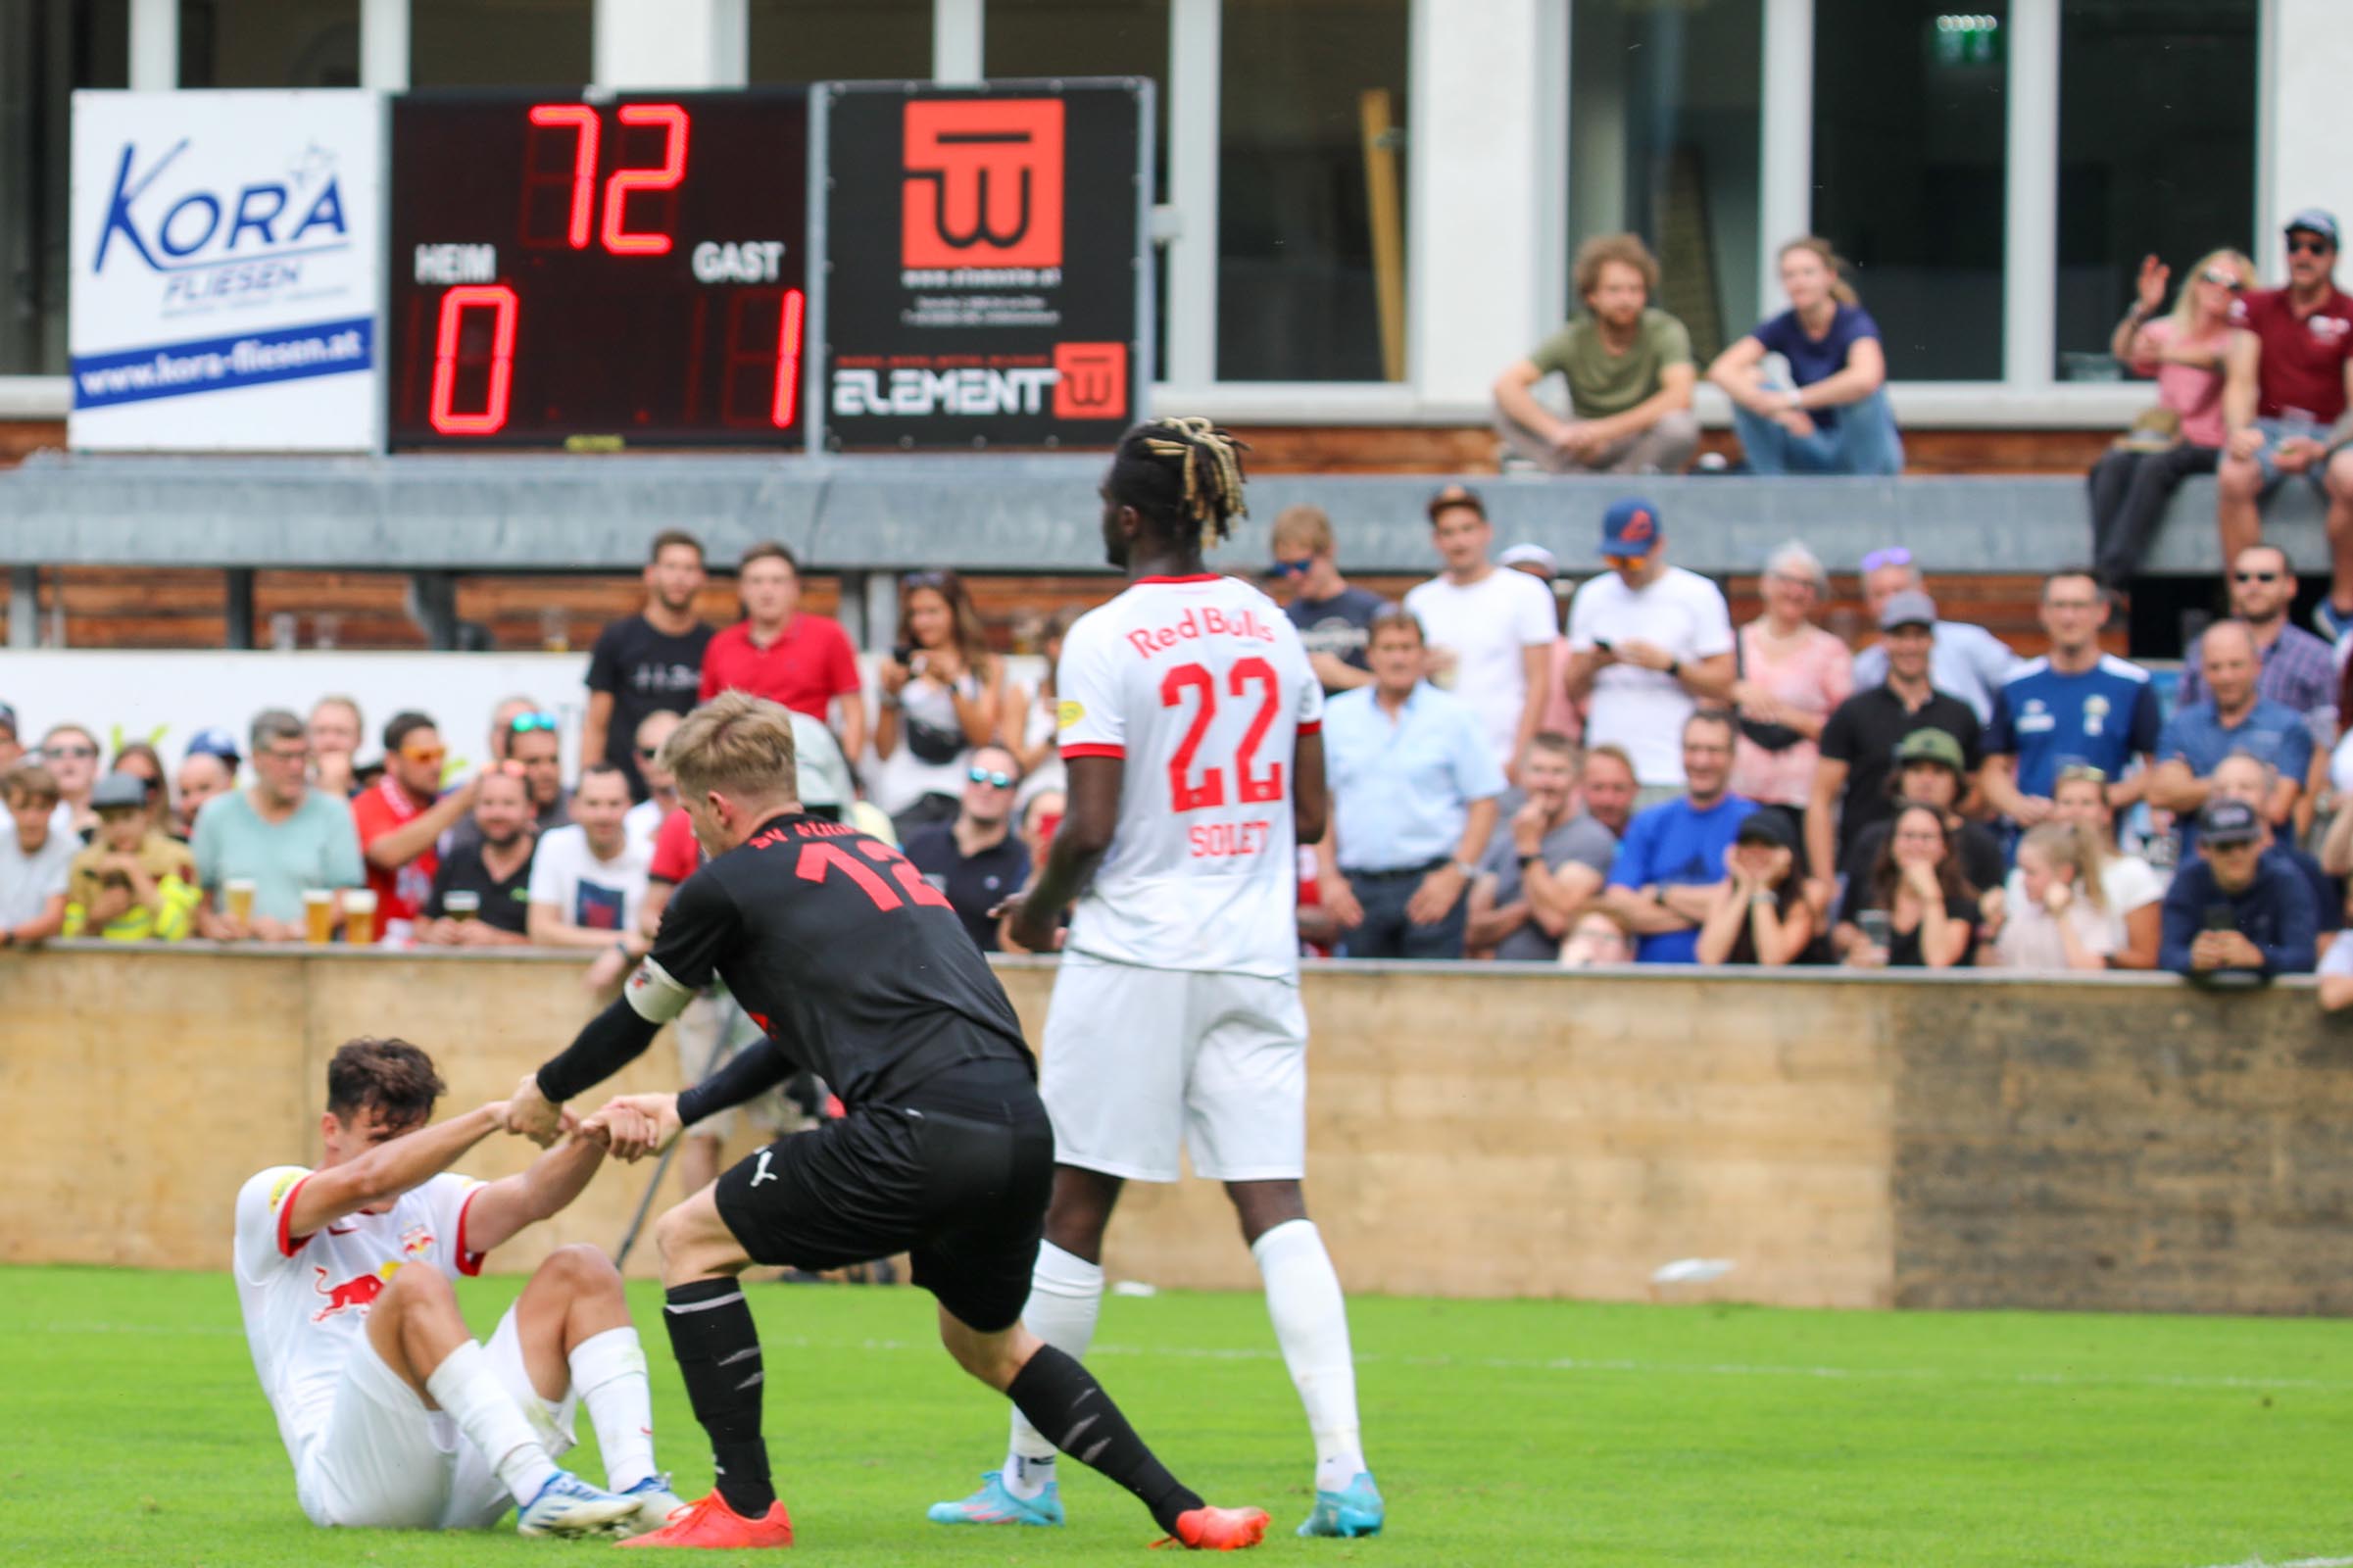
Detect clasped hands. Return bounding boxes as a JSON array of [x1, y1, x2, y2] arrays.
[[503, 1072, 681, 1161]]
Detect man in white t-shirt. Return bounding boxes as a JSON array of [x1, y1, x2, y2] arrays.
[[527, 763, 654, 991], [1402, 484, 1559, 780], [0, 763, 74, 947], [1562, 498, 1737, 793], [232, 1036, 680, 1536], [939, 417, 1382, 1541]]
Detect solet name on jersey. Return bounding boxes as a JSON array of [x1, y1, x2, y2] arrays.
[[1123, 605, 1281, 660], [1191, 818, 1274, 859]]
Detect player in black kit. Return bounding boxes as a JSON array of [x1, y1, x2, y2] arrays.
[[503, 691, 1268, 1551]]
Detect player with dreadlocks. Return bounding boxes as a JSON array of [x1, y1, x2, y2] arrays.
[[931, 417, 1385, 1538]]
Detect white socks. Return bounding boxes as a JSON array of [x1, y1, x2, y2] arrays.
[[1003, 1242, 1104, 1498], [425, 1341, 560, 1504], [568, 1326, 659, 1493], [1251, 1219, 1366, 1493]]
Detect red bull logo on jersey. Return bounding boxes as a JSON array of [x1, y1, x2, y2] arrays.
[[398, 1223, 436, 1259], [1124, 605, 1280, 660], [312, 1261, 400, 1321]]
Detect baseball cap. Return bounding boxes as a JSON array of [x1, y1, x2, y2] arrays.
[[1497, 543, 1558, 577], [91, 773, 150, 812], [1425, 483, 1487, 523], [1893, 727, 1967, 773], [1878, 588, 1938, 631], [1598, 498, 1663, 557], [2285, 208, 2341, 248], [1735, 811, 1795, 849], [186, 726, 241, 764], [2196, 798, 2264, 847]]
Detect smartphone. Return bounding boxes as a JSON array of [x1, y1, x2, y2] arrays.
[[2202, 905, 2237, 933], [892, 643, 917, 667]]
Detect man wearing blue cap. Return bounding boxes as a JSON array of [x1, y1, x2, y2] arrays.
[[1562, 498, 1736, 799], [2218, 208, 2353, 637], [2159, 798, 2317, 981]]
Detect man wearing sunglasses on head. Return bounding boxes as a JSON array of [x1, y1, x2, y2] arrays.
[[442, 711, 571, 863], [2218, 209, 2353, 639], [904, 745, 1030, 955], [353, 712, 479, 944]]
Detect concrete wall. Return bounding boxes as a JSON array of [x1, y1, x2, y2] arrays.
[[2, 949, 2343, 1314]]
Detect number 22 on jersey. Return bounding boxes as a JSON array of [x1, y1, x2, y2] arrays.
[[1160, 657, 1285, 811]]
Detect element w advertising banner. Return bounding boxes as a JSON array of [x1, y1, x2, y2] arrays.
[[816, 79, 1152, 450], [69, 90, 382, 452]]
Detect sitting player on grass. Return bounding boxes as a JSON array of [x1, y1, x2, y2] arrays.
[[231, 1036, 683, 1539]]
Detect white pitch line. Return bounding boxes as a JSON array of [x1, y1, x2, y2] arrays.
[[2186, 1555, 2353, 1568]]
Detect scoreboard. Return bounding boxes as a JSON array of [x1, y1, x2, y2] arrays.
[[386, 91, 809, 448]]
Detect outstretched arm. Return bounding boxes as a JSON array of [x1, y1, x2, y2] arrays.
[[1002, 753, 1123, 953], [281, 1102, 511, 1244], [458, 1122, 612, 1254]]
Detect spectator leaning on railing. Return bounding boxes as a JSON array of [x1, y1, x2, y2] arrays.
[[1833, 803, 1980, 971], [2161, 799, 2317, 982], [2088, 249, 2253, 588], [1598, 709, 1758, 965], [2020, 765, 2166, 970], [1463, 733, 1618, 963], [191, 709, 365, 943], [1708, 236, 1903, 477], [417, 767, 536, 947], [2204, 752, 2343, 958], [1987, 821, 2116, 972], [63, 772, 199, 942], [1492, 232, 1699, 476], [1693, 809, 1817, 967], [2217, 209, 2353, 640], [0, 764, 73, 949], [1318, 608, 1505, 960]]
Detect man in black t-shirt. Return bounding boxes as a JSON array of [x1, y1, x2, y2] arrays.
[[417, 770, 535, 945], [503, 692, 1265, 1551], [905, 746, 1031, 953], [581, 529, 713, 800], [1267, 504, 1385, 694]]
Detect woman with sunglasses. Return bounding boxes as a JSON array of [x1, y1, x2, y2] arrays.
[[2088, 248, 2256, 588], [874, 570, 1004, 838]]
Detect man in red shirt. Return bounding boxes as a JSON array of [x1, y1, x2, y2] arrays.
[[351, 711, 480, 939], [2219, 209, 2353, 636], [698, 541, 867, 765]]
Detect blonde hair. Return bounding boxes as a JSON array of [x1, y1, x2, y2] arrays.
[[1270, 503, 1335, 557], [1778, 236, 1860, 308], [1573, 233, 1660, 304], [2020, 821, 2109, 914], [660, 691, 801, 808], [2172, 247, 2256, 334]]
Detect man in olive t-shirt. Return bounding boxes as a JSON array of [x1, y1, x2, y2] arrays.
[[1494, 232, 1699, 475]]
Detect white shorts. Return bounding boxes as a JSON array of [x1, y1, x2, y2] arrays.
[[674, 988, 793, 1140], [1039, 954, 1307, 1184], [295, 1303, 578, 1530]]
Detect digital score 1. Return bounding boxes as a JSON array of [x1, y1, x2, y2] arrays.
[[385, 90, 809, 449]]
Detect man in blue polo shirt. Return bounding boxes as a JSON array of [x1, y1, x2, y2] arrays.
[[2148, 619, 2313, 855], [1983, 568, 2162, 834], [1599, 710, 1757, 963], [1316, 608, 1506, 959]]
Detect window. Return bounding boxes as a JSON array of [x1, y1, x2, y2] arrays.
[[0, 0, 129, 376], [1568, 0, 1761, 366], [412, 0, 592, 88], [748, 0, 930, 82], [2055, 0, 2257, 380], [1812, 2, 2007, 380], [178, 0, 359, 87], [1216, 0, 1406, 382]]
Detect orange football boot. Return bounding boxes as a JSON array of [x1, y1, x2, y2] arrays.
[[615, 1490, 795, 1548]]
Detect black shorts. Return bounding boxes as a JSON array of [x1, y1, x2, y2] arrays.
[[712, 1061, 1054, 1333]]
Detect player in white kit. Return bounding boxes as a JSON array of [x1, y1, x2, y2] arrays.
[[232, 1037, 683, 1538], [930, 417, 1383, 1538]]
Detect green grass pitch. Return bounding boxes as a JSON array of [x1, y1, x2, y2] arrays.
[[5, 1263, 2352, 1566]]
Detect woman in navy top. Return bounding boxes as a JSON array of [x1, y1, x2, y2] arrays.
[[1707, 236, 1904, 477]]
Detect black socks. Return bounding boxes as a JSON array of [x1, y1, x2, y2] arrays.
[[662, 1279, 775, 1518], [1006, 1345, 1203, 1534]]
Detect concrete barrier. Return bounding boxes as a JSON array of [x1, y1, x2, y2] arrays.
[[2, 948, 2345, 1314]]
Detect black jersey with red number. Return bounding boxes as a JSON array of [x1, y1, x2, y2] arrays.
[[642, 812, 1032, 1106]]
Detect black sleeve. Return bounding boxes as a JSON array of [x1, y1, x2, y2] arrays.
[[585, 620, 626, 696], [534, 994, 663, 1103], [676, 1037, 799, 1127], [646, 867, 734, 995]]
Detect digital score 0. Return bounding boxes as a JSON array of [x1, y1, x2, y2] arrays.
[[386, 90, 809, 449]]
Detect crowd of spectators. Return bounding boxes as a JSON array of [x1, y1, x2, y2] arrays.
[[10, 471, 2353, 1013]]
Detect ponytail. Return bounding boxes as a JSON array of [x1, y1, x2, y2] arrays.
[[1780, 235, 1859, 308]]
